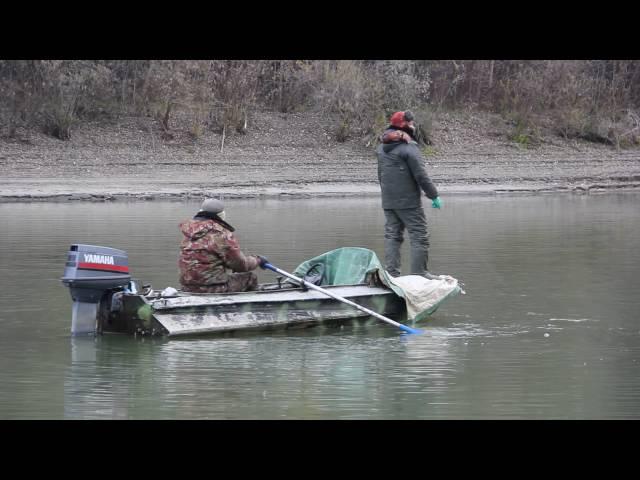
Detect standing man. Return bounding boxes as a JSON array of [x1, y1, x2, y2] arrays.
[[178, 198, 268, 293], [376, 110, 442, 279]]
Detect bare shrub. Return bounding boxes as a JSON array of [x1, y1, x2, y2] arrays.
[[259, 60, 317, 113], [137, 60, 191, 132], [313, 61, 432, 142], [188, 103, 207, 140], [507, 121, 541, 149], [412, 107, 434, 145], [601, 109, 640, 148], [424, 60, 466, 108], [38, 60, 107, 140], [554, 107, 585, 139], [371, 60, 431, 109], [103, 60, 152, 116], [42, 106, 75, 140], [206, 60, 260, 134], [313, 61, 368, 141], [363, 110, 389, 147], [0, 60, 48, 138]]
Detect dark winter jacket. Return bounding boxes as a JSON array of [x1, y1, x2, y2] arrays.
[[376, 130, 438, 209]]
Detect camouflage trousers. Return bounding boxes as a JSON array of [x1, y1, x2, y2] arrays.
[[181, 272, 258, 293]]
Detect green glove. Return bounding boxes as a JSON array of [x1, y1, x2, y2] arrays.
[[431, 197, 442, 209]]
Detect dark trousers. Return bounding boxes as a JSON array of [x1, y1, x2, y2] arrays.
[[181, 272, 258, 293], [383, 207, 430, 277]]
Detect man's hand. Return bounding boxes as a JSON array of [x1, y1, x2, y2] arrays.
[[431, 197, 442, 209], [256, 255, 269, 269]]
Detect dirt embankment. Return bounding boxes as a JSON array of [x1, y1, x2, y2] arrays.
[[1, 109, 639, 202]]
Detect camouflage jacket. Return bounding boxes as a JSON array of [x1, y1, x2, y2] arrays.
[[178, 218, 260, 286]]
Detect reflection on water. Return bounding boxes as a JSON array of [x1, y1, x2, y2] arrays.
[[1, 194, 640, 419]]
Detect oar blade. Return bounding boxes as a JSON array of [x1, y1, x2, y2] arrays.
[[400, 325, 424, 335]]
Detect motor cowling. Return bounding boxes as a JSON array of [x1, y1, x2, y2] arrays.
[[61, 244, 132, 335]]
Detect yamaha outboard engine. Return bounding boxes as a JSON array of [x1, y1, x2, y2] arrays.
[[61, 244, 131, 335]]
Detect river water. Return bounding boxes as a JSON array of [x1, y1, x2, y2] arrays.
[[0, 194, 639, 419]]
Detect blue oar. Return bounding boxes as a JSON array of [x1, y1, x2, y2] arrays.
[[262, 262, 423, 335]]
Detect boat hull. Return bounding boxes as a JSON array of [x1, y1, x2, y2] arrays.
[[100, 284, 406, 337]]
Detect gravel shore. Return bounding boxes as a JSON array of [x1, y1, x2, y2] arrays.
[[2, 109, 639, 202]]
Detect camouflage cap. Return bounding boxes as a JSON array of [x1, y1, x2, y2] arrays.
[[200, 198, 225, 214]]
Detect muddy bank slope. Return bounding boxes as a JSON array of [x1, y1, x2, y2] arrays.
[[1, 109, 639, 202]]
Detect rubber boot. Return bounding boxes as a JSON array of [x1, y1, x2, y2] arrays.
[[409, 247, 428, 277], [384, 237, 402, 277]]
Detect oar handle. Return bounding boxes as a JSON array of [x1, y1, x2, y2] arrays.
[[262, 263, 422, 335]]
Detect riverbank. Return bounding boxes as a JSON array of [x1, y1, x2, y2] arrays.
[[2, 108, 640, 202]]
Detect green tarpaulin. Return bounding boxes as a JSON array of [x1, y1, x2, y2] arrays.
[[293, 247, 463, 321]]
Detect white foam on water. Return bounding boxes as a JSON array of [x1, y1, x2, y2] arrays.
[[549, 318, 598, 323]]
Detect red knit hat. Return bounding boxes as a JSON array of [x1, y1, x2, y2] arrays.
[[390, 111, 407, 128], [390, 110, 415, 129]]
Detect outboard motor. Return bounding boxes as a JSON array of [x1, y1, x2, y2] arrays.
[[61, 244, 131, 335]]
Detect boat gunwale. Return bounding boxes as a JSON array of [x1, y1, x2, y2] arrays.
[[143, 283, 398, 311]]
